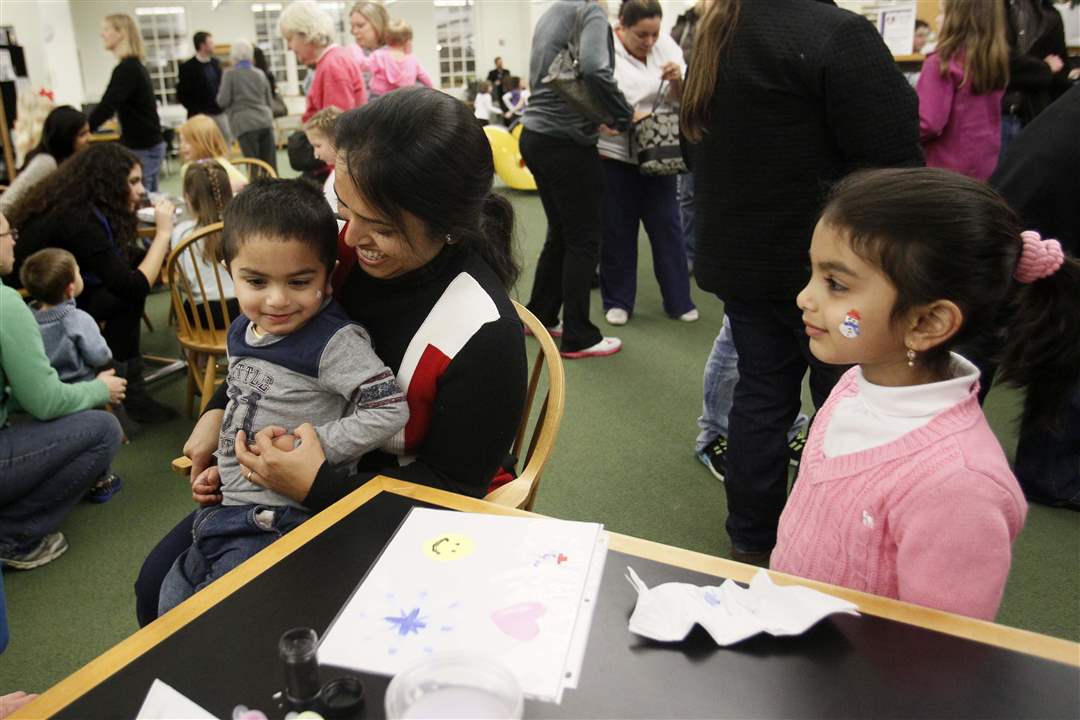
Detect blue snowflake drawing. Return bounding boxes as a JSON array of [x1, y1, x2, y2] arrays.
[[385, 607, 429, 637]]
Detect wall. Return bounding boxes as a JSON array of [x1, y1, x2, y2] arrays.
[[0, 0, 85, 106]]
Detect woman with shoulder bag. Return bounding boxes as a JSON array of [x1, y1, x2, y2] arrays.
[[217, 39, 278, 173], [598, 0, 696, 327]]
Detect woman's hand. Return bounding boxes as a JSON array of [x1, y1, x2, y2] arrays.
[[191, 465, 223, 506], [660, 61, 682, 84], [97, 368, 127, 404], [153, 197, 176, 233], [1044, 54, 1065, 74], [183, 409, 224, 480], [235, 423, 325, 504]]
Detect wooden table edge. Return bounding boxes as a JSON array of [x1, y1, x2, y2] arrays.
[[15, 478, 1079, 718]]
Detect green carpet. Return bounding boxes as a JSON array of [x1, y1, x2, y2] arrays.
[[2, 164, 1077, 694]]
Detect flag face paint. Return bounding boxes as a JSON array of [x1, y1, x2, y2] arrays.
[[839, 310, 861, 339]]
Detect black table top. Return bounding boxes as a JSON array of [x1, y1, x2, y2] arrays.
[[55, 492, 1080, 719]]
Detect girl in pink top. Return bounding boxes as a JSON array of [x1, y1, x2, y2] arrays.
[[916, 0, 1009, 181], [772, 168, 1080, 620], [364, 20, 433, 97]]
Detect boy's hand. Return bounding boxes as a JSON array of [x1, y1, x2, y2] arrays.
[[97, 368, 127, 404], [184, 408, 224, 480], [191, 466, 223, 506]]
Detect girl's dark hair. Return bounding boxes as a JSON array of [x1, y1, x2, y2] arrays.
[[823, 168, 1080, 430], [24, 105, 87, 168], [8, 142, 139, 248], [335, 86, 518, 288], [619, 0, 662, 27], [222, 178, 338, 273]]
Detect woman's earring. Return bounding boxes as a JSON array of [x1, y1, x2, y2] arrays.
[[445, 233, 455, 245], [906, 348, 916, 368]]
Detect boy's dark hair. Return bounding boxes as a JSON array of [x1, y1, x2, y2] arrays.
[[619, 0, 663, 27], [193, 31, 211, 51], [823, 167, 1080, 431], [336, 87, 518, 289], [20, 248, 78, 305], [222, 179, 339, 273]]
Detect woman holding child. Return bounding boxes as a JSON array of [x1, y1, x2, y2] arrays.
[[135, 87, 528, 624]]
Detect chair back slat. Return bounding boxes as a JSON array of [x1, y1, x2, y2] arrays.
[[166, 221, 232, 347], [232, 157, 278, 181]]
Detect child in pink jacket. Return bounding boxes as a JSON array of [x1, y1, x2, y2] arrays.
[[772, 168, 1077, 620], [365, 20, 433, 97]]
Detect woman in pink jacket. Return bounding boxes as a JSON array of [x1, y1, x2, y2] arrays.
[[916, 0, 1009, 181]]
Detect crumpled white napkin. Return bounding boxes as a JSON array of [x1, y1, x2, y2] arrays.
[[626, 567, 859, 646]]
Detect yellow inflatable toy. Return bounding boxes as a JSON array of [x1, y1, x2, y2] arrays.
[[484, 125, 536, 191]]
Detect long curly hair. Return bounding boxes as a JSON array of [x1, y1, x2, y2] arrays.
[[7, 143, 140, 248]]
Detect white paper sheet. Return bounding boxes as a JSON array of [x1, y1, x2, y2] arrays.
[[318, 508, 606, 703], [626, 567, 859, 646], [135, 679, 218, 720]]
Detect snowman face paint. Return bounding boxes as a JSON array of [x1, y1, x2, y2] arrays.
[[839, 310, 861, 338]]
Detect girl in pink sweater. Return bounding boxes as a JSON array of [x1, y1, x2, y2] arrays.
[[772, 168, 1080, 620], [364, 20, 433, 97]]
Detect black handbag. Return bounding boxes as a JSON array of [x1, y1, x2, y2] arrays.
[[540, 5, 614, 125], [632, 79, 687, 176], [271, 93, 288, 119]]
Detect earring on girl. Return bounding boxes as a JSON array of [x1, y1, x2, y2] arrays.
[[906, 348, 916, 368]]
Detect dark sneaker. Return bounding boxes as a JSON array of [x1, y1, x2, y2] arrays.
[[86, 473, 124, 504], [787, 433, 807, 468], [1, 532, 69, 570], [697, 435, 728, 482], [730, 546, 772, 567]]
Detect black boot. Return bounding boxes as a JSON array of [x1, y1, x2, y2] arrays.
[[111, 401, 142, 439], [117, 358, 178, 424]]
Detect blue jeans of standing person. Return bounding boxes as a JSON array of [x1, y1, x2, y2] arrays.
[[599, 159, 694, 318], [696, 315, 809, 454], [999, 114, 1023, 162], [237, 127, 278, 174], [521, 127, 606, 352], [0, 411, 122, 557], [678, 172, 695, 266], [1014, 382, 1080, 509], [723, 300, 844, 553], [131, 141, 167, 193], [158, 503, 310, 615]]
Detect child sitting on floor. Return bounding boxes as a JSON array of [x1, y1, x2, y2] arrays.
[[157, 179, 408, 615], [19, 247, 124, 501], [365, 20, 434, 96], [303, 106, 344, 230], [773, 167, 1079, 621]]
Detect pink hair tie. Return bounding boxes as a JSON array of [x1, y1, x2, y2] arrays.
[[1013, 230, 1065, 284]]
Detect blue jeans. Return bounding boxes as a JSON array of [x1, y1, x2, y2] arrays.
[[131, 141, 167, 193], [677, 172, 695, 265], [696, 315, 808, 453], [1014, 382, 1080, 508], [158, 503, 309, 615], [0, 411, 122, 556], [999, 114, 1023, 163], [599, 159, 694, 317]]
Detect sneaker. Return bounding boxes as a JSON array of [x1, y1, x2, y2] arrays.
[[677, 308, 699, 322], [730, 546, 772, 567], [698, 435, 728, 482], [787, 433, 807, 467], [86, 473, 124, 504], [1, 532, 69, 570], [523, 322, 563, 339], [605, 308, 629, 326], [561, 336, 622, 359]]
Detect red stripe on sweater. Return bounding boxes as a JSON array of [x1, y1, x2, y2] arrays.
[[404, 343, 452, 453]]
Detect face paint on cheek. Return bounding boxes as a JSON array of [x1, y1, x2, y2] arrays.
[[839, 309, 862, 339]]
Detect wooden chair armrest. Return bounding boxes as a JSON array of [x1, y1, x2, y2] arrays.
[[483, 474, 534, 510], [171, 456, 193, 476]]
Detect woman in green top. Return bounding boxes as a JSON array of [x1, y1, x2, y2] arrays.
[[0, 212, 127, 570]]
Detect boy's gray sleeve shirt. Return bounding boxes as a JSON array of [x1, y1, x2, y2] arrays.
[[68, 308, 113, 369]]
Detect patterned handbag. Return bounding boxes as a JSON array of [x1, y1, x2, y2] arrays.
[[540, 5, 615, 126], [632, 79, 687, 176]]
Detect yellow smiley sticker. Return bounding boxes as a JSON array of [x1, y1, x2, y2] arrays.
[[424, 533, 475, 561]]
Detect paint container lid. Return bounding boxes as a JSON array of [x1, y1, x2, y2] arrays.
[[384, 653, 523, 720], [317, 676, 365, 718]]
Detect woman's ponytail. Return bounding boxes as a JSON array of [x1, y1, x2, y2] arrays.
[[477, 191, 519, 290], [998, 252, 1080, 432]]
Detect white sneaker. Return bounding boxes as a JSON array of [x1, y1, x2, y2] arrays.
[[677, 308, 699, 322], [561, 336, 622, 359], [605, 308, 629, 326]]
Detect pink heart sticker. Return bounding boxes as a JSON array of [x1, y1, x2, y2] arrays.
[[490, 602, 546, 642]]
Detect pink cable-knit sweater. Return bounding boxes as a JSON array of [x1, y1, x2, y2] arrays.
[[771, 368, 1027, 620]]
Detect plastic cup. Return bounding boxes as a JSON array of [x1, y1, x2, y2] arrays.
[[384, 653, 524, 720]]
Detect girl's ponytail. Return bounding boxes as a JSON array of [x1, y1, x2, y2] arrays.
[[477, 191, 519, 290], [998, 237, 1080, 431]]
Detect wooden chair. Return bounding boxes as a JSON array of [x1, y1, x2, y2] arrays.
[[165, 221, 236, 416], [171, 302, 567, 512], [231, 157, 278, 182], [483, 301, 566, 511]]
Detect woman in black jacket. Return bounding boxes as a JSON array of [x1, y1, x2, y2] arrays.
[[90, 14, 166, 192], [680, 0, 922, 563]]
